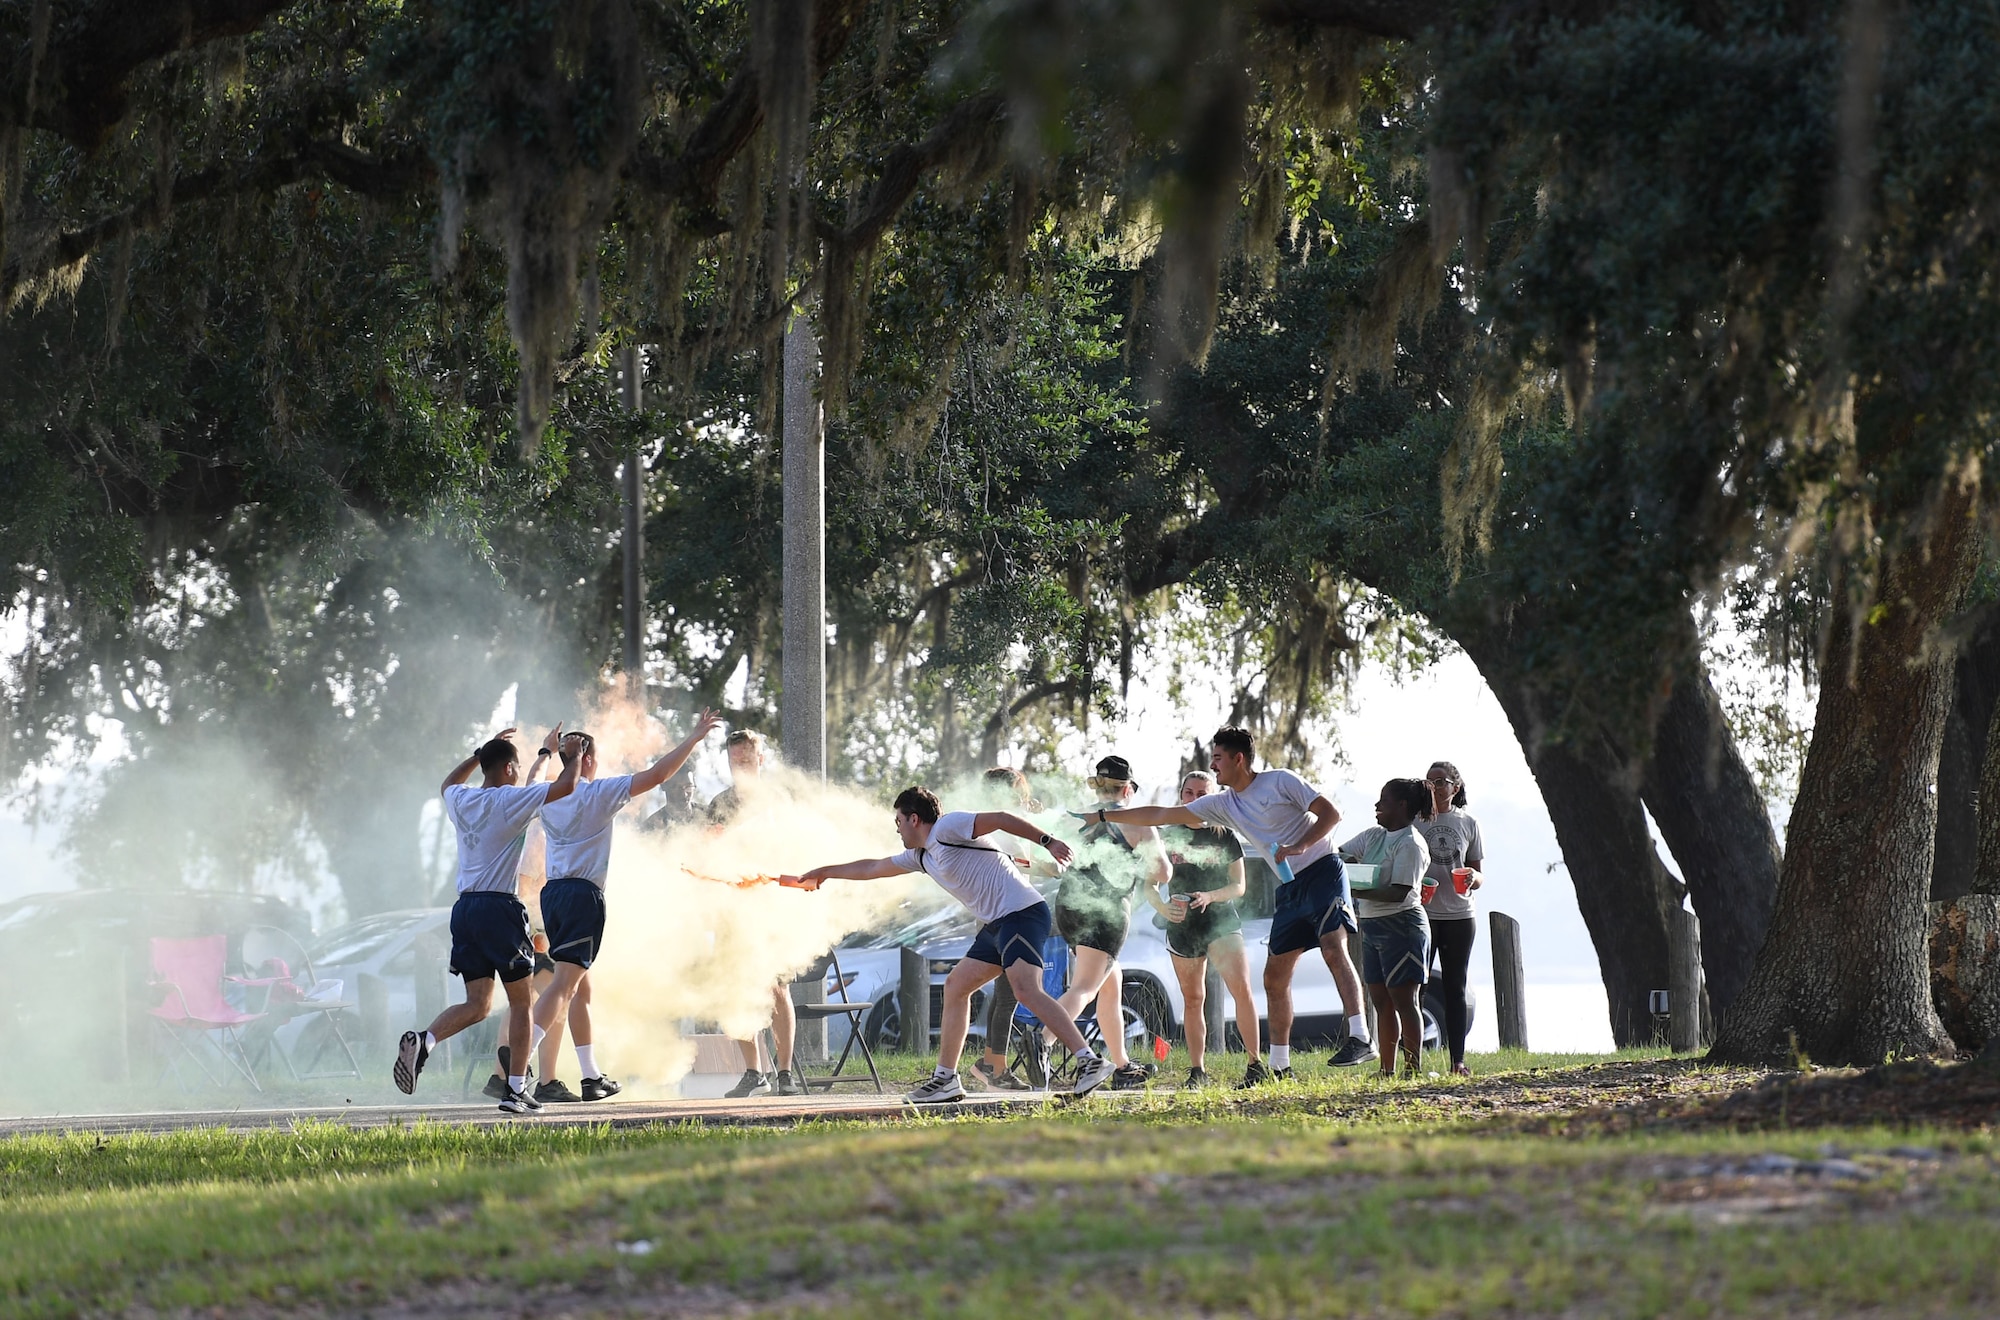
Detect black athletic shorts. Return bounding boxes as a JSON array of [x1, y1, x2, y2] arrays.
[[1267, 854, 1354, 957], [965, 901, 1053, 969], [449, 892, 536, 984], [1054, 896, 1130, 957], [1165, 897, 1244, 960], [541, 876, 606, 968]]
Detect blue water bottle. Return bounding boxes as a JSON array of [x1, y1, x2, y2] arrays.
[[1262, 842, 1296, 885]]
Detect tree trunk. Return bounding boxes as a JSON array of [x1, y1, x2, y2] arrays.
[[1930, 605, 2000, 902], [1930, 894, 2000, 1053], [1461, 633, 1684, 1046], [1640, 648, 1783, 1017], [1712, 483, 1981, 1065]]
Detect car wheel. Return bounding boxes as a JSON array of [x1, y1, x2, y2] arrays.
[[865, 996, 901, 1052], [1121, 975, 1172, 1044]]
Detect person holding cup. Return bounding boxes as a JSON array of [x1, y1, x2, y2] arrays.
[[1154, 771, 1263, 1087], [1339, 779, 1433, 1078], [1415, 761, 1486, 1077]]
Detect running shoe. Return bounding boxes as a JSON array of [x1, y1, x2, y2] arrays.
[[1236, 1058, 1274, 1089], [774, 1070, 805, 1096], [1183, 1066, 1210, 1089], [1450, 1063, 1472, 1078], [534, 1078, 582, 1104], [580, 1075, 622, 1101], [723, 1068, 770, 1098], [905, 1072, 966, 1104], [498, 1086, 539, 1115], [482, 1073, 507, 1101], [1110, 1062, 1151, 1090], [1328, 1036, 1375, 1068], [1071, 1054, 1116, 1097], [1271, 1066, 1295, 1081], [973, 1059, 1032, 1091], [392, 1030, 429, 1095]]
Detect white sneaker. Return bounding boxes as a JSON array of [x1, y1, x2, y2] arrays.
[[1071, 1055, 1115, 1096], [905, 1072, 966, 1104]]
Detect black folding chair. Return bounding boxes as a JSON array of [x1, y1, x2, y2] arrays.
[[790, 949, 883, 1094]]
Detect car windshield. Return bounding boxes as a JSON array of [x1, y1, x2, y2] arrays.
[[311, 914, 426, 965], [840, 904, 977, 948]]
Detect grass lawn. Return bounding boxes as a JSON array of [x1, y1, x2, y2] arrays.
[[5, 1052, 1999, 1317]]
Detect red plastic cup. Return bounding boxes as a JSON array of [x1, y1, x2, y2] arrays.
[[1452, 867, 1472, 895], [1420, 876, 1438, 905]]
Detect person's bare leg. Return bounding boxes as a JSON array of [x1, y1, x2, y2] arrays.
[[1389, 984, 1423, 1072], [770, 982, 796, 1073], [533, 963, 587, 1079], [1368, 983, 1397, 1072], [1057, 946, 1114, 1022], [981, 971, 1018, 1072], [735, 1038, 760, 1069], [568, 971, 592, 1046], [1210, 935, 1260, 1060], [1171, 953, 1208, 1070], [1094, 959, 1130, 1067], [938, 959, 1000, 1071], [1263, 949, 1304, 1048], [502, 976, 534, 1086], [1007, 962, 1092, 1055], [426, 977, 496, 1045], [1318, 927, 1364, 1020]]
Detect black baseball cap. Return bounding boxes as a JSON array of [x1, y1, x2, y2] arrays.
[[1092, 755, 1134, 783]]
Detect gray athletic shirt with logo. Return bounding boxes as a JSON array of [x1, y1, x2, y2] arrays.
[[1340, 823, 1430, 919], [890, 811, 1045, 923], [538, 774, 635, 887], [1181, 769, 1334, 878], [442, 783, 551, 895], [1416, 808, 1484, 920]]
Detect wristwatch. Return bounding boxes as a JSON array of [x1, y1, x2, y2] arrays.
[[1038, 833, 1053, 847], [1097, 808, 1108, 824]]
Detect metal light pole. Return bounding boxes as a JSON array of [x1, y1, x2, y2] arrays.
[[620, 345, 645, 693], [780, 310, 826, 776]]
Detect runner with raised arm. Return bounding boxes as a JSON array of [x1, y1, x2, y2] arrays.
[[394, 725, 582, 1114], [1088, 725, 1374, 1080], [1154, 770, 1262, 1087], [800, 787, 1117, 1101], [525, 709, 723, 1103]]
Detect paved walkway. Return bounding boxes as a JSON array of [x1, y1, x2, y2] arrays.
[[0, 1089, 1062, 1138]]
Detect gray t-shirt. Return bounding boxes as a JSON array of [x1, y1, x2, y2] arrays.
[[1416, 808, 1484, 920], [891, 811, 1046, 923], [539, 774, 635, 887], [442, 783, 551, 895], [1340, 824, 1430, 919], [1182, 769, 1334, 879]]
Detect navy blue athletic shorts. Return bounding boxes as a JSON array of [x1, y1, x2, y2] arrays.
[[1267, 854, 1354, 957], [964, 900, 1053, 969], [541, 877, 606, 968], [1360, 908, 1431, 987], [449, 892, 535, 983]]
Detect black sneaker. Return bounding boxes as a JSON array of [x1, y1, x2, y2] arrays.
[[1237, 1058, 1274, 1089], [393, 1030, 429, 1095], [774, 1070, 805, 1096], [534, 1078, 582, 1104], [724, 1068, 769, 1098], [905, 1072, 966, 1103], [498, 1085, 538, 1115], [1329, 1036, 1375, 1068], [482, 1073, 507, 1100], [1184, 1066, 1211, 1088], [973, 1059, 1032, 1091], [580, 1075, 622, 1101], [1111, 1062, 1151, 1090]]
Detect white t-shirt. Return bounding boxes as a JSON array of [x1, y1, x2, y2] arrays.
[[1416, 808, 1484, 920], [891, 812, 1046, 923], [1340, 824, 1431, 919], [1182, 769, 1334, 879], [442, 783, 551, 895], [539, 774, 635, 887]]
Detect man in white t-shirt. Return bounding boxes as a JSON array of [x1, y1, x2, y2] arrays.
[[801, 786, 1117, 1102], [522, 709, 722, 1104], [393, 724, 581, 1114], [1091, 725, 1374, 1079]]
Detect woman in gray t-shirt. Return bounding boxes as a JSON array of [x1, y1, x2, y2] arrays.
[[1415, 761, 1485, 1075]]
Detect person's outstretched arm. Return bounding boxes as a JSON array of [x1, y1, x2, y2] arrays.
[[629, 708, 724, 796], [969, 812, 1076, 868], [442, 726, 515, 796], [801, 857, 911, 884], [1095, 803, 1205, 828]]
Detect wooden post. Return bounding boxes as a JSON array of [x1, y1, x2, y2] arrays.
[[1668, 908, 1705, 1053], [1203, 963, 1227, 1051], [780, 312, 826, 776], [899, 945, 928, 1055], [792, 971, 828, 1064], [1491, 911, 1528, 1050]]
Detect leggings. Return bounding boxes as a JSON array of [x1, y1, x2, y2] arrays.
[[984, 971, 1019, 1057], [1431, 917, 1477, 1065]]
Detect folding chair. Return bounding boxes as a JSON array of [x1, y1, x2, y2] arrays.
[[149, 935, 264, 1091], [236, 925, 362, 1081], [788, 949, 883, 1094]]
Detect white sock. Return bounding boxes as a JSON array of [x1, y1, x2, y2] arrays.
[[422, 1031, 436, 1050], [1348, 1014, 1372, 1043], [1074, 1046, 1098, 1063], [507, 1074, 527, 1093], [935, 1065, 957, 1079], [1270, 1045, 1291, 1069], [530, 1023, 547, 1052], [576, 1044, 598, 1079]]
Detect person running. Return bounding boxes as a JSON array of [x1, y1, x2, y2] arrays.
[[394, 725, 581, 1114], [1415, 760, 1485, 1076], [1340, 778, 1434, 1077], [1054, 755, 1169, 1091], [1091, 725, 1373, 1079], [800, 786, 1117, 1101], [525, 710, 723, 1103], [1156, 770, 1263, 1087], [972, 766, 1052, 1091], [707, 728, 802, 1098]]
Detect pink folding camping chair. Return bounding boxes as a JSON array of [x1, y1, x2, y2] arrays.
[[150, 935, 264, 1091]]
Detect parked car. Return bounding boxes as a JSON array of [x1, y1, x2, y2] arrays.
[[289, 907, 456, 1058]]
